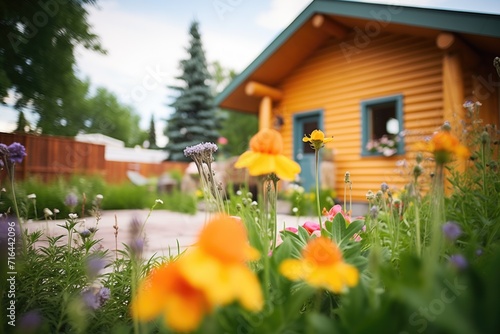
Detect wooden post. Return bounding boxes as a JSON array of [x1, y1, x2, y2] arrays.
[[245, 81, 283, 130], [436, 33, 473, 130], [442, 52, 465, 129], [259, 96, 272, 130], [436, 32, 476, 187]]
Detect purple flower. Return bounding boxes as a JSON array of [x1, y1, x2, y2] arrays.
[[98, 287, 111, 304], [442, 221, 462, 241], [81, 288, 101, 310], [18, 310, 42, 333], [86, 256, 106, 279], [64, 193, 78, 208], [79, 229, 91, 239], [0, 143, 8, 167], [130, 237, 144, 256], [183, 142, 218, 157], [449, 254, 468, 270], [7, 142, 27, 164], [81, 286, 111, 310]]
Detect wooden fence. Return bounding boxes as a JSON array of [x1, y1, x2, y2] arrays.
[[0, 132, 188, 184]]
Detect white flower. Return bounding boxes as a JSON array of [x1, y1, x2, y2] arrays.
[[43, 208, 53, 216], [27, 193, 36, 199], [155, 199, 164, 204], [292, 207, 299, 213], [1, 188, 6, 193], [54, 208, 60, 214], [95, 194, 104, 200], [69, 213, 78, 219], [236, 190, 242, 196]]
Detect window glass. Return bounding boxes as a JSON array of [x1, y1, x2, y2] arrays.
[[361, 95, 404, 157]]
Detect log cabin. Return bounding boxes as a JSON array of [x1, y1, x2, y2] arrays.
[[215, 0, 500, 206]]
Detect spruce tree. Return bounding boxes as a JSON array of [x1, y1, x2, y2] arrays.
[[148, 114, 157, 149], [164, 20, 219, 161], [14, 111, 30, 133]]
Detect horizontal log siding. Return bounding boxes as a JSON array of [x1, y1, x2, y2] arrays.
[[278, 33, 444, 202]]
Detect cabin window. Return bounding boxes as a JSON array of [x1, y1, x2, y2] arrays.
[[361, 95, 404, 157]]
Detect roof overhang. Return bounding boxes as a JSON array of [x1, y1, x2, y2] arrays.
[[215, 0, 500, 114]]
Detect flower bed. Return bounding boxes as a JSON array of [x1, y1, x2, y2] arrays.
[[1, 101, 500, 334]]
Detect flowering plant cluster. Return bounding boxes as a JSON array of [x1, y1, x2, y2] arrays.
[[365, 134, 400, 156], [2, 99, 500, 334]]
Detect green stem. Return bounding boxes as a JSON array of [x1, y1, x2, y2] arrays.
[[270, 175, 279, 251], [8, 164, 21, 222], [131, 258, 141, 334], [314, 150, 322, 230], [414, 200, 421, 257]]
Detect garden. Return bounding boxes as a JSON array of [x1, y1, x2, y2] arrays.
[[1, 101, 500, 334]]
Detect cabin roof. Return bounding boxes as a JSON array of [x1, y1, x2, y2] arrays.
[[215, 0, 500, 113]]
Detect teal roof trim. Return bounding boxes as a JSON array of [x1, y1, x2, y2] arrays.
[[214, 0, 500, 107], [314, 0, 500, 38]]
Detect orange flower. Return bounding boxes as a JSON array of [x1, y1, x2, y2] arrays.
[[279, 237, 358, 293], [425, 130, 469, 164], [235, 128, 301, 180], [130, 261, 210, 332], [178, 214, 263, 311], [302, 129, 333, 150]]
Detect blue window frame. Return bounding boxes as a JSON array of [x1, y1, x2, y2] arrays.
[[361, 95, 404, 157]]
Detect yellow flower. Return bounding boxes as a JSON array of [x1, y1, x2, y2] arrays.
[[422, 130, 469, 164], [302, 129, 333, 150], [279, 237, 359, 293], [131, 261, 211, 332], [235, 128, 301, 181], [178, 214, 264, 311]]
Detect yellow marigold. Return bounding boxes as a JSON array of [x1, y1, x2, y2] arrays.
[[302, 129, 333, 150], [235, 128, 301, 180], [178, 214, 264, 312], [130, 261, 210, 332], [425, 130, 469, 164], [279, 236, 359, 293]]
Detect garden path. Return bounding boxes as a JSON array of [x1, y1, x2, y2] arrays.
[[23, 209, 312, 260]]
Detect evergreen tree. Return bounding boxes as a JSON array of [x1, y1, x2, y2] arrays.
[[148, 114, 158, 149], [14, 111, 31, 133], [164, 20, 219, 161]]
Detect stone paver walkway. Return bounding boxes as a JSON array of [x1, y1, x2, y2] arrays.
[[24, 209, 312, 259]]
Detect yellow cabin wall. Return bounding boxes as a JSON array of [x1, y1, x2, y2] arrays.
[[276, 32, 445, 202]]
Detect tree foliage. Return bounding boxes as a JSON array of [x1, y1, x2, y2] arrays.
[[148, 114, 158, 149], [164, 20, 219, 161], [0, 0, 104, 131], [209, 61, 258, 157], [85, 87, 147, 147], [14, 111, 31, 133]]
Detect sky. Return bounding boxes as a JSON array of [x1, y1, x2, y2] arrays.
[[2, 0, 500, 146]]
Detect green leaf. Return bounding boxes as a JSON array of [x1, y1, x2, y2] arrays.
[[330, 213, 347, 243], [297, 225, 311, 243], [340, 219, 365, 247]]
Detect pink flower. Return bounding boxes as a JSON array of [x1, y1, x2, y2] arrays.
[[311, 230, 321, 238], [352, 225, 366, 242], [274, 226, 299, 249], [325, 204, 351, 223], [302, 221, 320, 234], [218, 137, 228, 145]]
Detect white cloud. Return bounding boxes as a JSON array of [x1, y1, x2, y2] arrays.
[[77, 1, 188, 127], [255, 0, 313, 30]]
